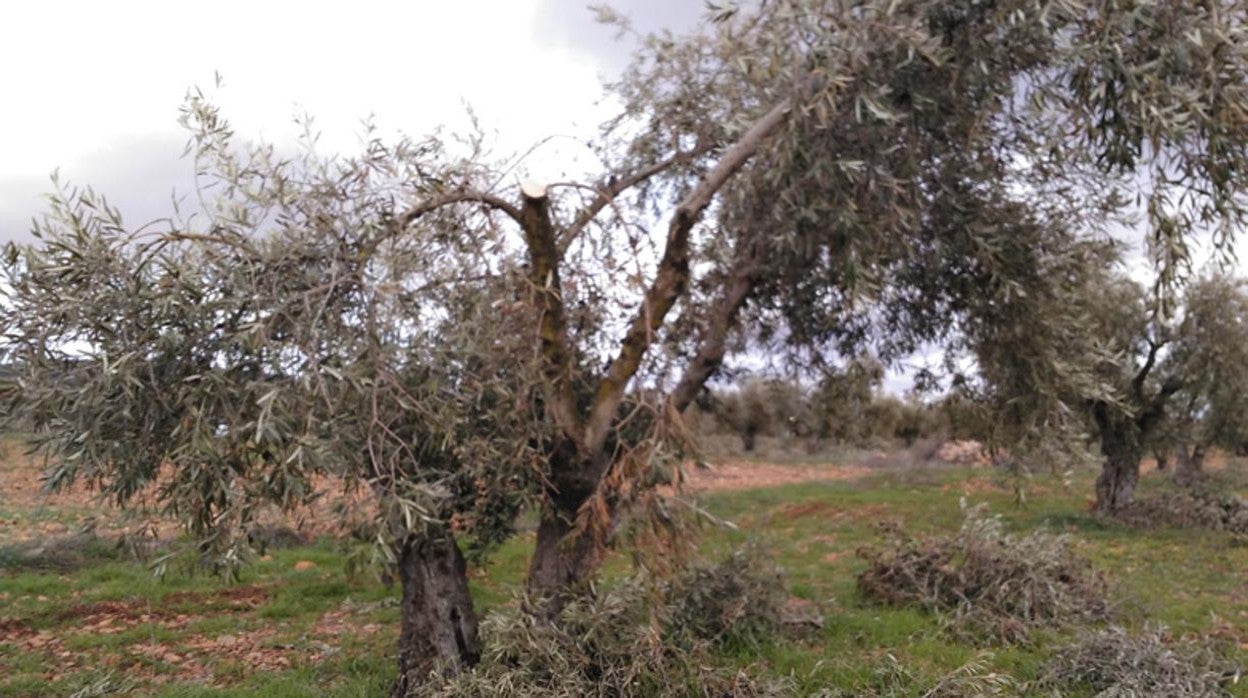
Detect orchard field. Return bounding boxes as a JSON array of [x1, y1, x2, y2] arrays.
[[3, 436, 1247, 696]]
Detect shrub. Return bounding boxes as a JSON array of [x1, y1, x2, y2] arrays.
[[1038, 625, 1236, 697], [856, 504, 1109, 642]]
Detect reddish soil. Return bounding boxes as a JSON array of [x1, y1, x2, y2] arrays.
[[683, 460, 873, 492]]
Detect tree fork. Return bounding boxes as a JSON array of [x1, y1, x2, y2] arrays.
[[524, 100, 794, 606]]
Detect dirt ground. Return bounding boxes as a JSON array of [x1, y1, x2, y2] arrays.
[[1, 439, 891, 544], [682, 460, 874, 492], [18, 436, 1207, 543]]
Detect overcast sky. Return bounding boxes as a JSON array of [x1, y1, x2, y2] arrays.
[[3, 2, 1239, 396], [0, 0, 707, 242]]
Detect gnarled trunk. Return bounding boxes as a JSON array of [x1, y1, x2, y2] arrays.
[[1096, 445, 1141, 513], [1095, 410, 1142, 513], [526, 506, 601, 605], [391, 532, 480, 696]]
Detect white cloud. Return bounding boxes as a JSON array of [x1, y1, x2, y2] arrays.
[[1, 0, 621, 237]]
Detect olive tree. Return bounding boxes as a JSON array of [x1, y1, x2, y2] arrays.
[[710, 377, 810, 451], [810, 355, 884, 444], [505, 0, 1247, 604], [1161, 274, 1248, 484], [1083, 276, 1184, 511], [977, 268, 1248, 511], [1, 104, 546, 689]]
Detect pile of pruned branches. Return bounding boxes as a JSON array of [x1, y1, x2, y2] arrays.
[[1115, 489, 1248, 537], [856, 504, 1109, 642], [419, 545, 791, 697], [1037, 625, 1237, 697]]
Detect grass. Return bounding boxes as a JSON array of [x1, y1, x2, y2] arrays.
[[2, 463, 1247, 695]]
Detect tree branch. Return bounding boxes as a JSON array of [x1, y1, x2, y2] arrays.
[[518, 181, 585, 445], [1138, 374, 1184, 435], [581, 98, 794, 453], [1131, 336, 1163, 403], [668, 235, 767, 413], [557, 144, 714, 254], [393, 189, 525, 233]]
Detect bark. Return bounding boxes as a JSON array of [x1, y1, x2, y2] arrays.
[[526, 506, 600, 605], [1174, 442, 1206, 486], [519, 188, 584, 445], [581, 99, 795, 456], [668, 235, 766, 413], [525, 449, 612, 614], [391, 532, 480, 696], [1095, 436, 1142, 513], [1094, 402, 1143, 513]]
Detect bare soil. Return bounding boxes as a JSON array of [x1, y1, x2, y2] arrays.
[[683, 459, 874, 492]]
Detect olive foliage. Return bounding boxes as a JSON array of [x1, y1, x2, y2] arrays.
[[1165, 274, 1248, 473], [2, 101, 545, 573]]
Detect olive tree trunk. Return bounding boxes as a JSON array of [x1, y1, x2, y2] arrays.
[[1094, 404, 1144, 513], [1095, 436, 1142, 513], [1092, 375, 1180, 513], [391, 532, 480, 696], [1173, 442, 1206, 486], [741, 427, 759, 452], [527, 507, 600, 604], [1153, 448, 1170, 472], [525, 449, 611, 617]]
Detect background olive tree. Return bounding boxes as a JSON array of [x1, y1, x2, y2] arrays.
[[1157, 274, 1248, 485], [707, 377, 810, 452]]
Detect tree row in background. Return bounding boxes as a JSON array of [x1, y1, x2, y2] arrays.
[[687, 360, 953, 454]]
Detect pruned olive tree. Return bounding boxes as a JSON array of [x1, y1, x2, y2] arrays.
[[1, 103, 547, 690], [548, 0, 1246, 531]]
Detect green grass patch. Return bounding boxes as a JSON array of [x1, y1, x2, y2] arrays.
[[3, 465, 1248, 695]]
